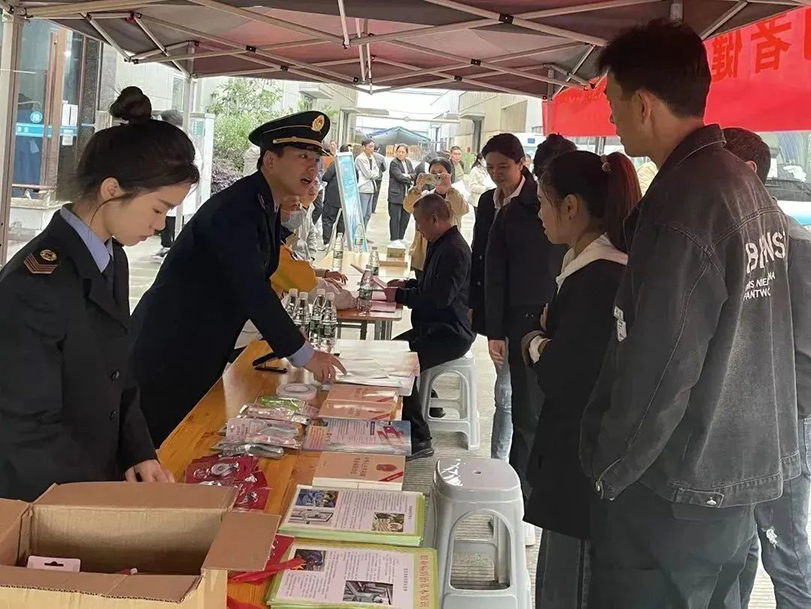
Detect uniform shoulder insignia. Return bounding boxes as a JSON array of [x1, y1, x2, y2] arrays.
[[24, 249, 60, 275]]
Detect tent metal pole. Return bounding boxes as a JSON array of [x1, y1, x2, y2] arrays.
[[553, 44, 596, 98], [419, 0, 607, 46], [364, 18, 372, 90], [373, 42, 584, 85], [178, 41, 194, 231], [547, 63, 590, 87], [701, 1, 748, 39], [25, 0, 165, 19], [374, 59, 546, 97], [131, 40, 191, 61], [350, 0, 658, 47], [84, 13, 130, 59], [388, 39, 578, 89], [186, 0, 344, 45], [670, 0, 684, 23], [133, 14, 187, 74], [0, 9, 22, 264], [137, 39, 326, 65], [138, 14, 354, 86], [336, 0, 350, 47], [355, 18, 366, 84], [57, 12, 132, 20]]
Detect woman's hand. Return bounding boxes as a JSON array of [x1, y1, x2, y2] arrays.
[[540, 304, 549, 333], [488, 339, 507, 370], [387, 279, 406, 288], [125, 460, 175, 483]]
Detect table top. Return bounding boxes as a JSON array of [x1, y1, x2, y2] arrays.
[[319, 251, 411, 280], [338, 304, 403, 323], [157, 339, 408, 607]]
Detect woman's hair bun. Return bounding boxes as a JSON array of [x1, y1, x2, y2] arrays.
[[110, 86, 152, 123]]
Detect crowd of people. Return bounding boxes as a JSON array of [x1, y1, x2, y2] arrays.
[[0, 16, 808, 609]]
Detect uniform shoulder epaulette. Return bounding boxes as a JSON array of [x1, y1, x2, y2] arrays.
[[24, 248, 60, 275]]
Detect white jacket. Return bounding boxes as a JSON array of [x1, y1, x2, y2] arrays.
[[355, 153, 380, 194], [467, 164, 496, 208]]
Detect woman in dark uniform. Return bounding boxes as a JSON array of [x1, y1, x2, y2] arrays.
[[0, 87, 198, 501]]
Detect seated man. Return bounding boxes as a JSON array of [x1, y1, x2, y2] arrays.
[[385, 193, 475, 459]]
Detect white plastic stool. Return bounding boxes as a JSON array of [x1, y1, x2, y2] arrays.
[[426, 457, 531, 609], [418, 351, 480, 450]]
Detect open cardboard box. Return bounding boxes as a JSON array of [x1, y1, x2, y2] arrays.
[[0, 482, 279, 608]]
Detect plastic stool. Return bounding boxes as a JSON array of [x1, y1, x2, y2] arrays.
[[418, 351, 480, 450], [426, 458, 531, 609]]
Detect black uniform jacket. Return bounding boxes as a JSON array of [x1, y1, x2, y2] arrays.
[[525, 259, 626, 539], [0, 212, 156, 501], [484, 175, 567, 339], [395, 225, 475, 345], [131, 171, 305, 445]]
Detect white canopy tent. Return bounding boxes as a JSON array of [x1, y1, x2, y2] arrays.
[[0, 0, 804, 261]]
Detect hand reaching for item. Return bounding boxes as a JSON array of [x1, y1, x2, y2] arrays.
[[304, 350, 347, 383], [384, 286, 398, 303], [125, 460, 175, 483]]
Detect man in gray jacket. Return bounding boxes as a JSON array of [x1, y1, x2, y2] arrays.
[[580, 23, 798, 607], [724, 127, 811, 609]]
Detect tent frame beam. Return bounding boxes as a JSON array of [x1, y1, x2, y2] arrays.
[[348, 0, 658, 47], [373, 41, 584, 85], [132, 14, 187, 74]]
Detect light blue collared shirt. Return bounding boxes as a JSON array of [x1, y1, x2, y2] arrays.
[[288, 341, 314, 367], [59, 206, 113, 272]]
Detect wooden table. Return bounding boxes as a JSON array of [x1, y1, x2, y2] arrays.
[[338, 305, 403, 340], [157, 340, 407, 608], [318, 252, 408, 340], [320, 251, 411, 281]]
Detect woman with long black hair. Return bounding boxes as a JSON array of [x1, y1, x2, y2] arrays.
[[0, 87, 198, 500], [523, 151, 641, 608]]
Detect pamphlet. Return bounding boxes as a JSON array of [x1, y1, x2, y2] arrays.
[[267, 542, 438, 609], [326, 386, 400, 405], [312, 453, 406, 491], [304, 419, 411, 456], [280, 485, 425, 546], [319, 400, 402, 421]]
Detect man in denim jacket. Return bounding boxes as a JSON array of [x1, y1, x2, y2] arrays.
[[580, 22, 799, 607], [723, 127, 811, 609]]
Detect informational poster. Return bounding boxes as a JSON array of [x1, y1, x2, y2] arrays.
[[334, 152, 368, 254]]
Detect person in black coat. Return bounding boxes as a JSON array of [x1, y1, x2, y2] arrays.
[[521, 151, 640, 608], [321, 144, 348, 245], [131, 111, 344, 446], [481, 134, 573, 505], [0, 87, 194, 501], [385, 193, 475, 459], [387, 143, 415, 241]]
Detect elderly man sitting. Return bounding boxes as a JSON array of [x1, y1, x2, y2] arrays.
[[385, 192, 475, 459]]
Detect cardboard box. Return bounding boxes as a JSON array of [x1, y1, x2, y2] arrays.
[[0, 482, 279, 608]]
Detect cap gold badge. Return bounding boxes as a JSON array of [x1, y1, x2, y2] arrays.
[[311, 115, 325, 132], [40, 249, 57, 262]]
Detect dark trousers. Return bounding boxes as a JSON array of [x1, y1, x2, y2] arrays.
[[388, 202, 411, 241], [312, 191, 324, 225], [507, 308, 545, 502], [739, 418, 811, 608], [322, 200, 344, 245], [372, 180, 382, 213], [160, 216, 176, 248], [590, 482, 755, 609], [395, 329, 472, 446]]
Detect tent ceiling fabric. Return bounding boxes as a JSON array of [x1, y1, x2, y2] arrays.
[[32, 0, 797, 98]]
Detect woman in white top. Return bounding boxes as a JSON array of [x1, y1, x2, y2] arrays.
[[467, 152, 496, 214], [355, 138, 380, 226]]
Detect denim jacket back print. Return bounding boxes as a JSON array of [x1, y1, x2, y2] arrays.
[[581, 125, 800, 508]]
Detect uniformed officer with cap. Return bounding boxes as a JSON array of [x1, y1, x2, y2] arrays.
[[131, 110, 345, 446]]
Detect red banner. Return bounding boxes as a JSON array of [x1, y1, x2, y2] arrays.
[[545, 8, 811, 136]]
